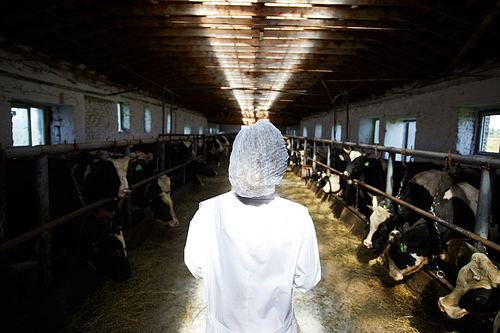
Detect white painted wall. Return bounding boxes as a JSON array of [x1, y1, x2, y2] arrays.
[[301, 63, 500, 156], [0, 48, 207, 148]]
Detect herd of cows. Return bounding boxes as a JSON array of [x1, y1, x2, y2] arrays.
[[0, 136, 231, 326], [289, 141, 500, 331], [2, 132, 500, 330]]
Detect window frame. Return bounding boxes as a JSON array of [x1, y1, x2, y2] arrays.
[[144, 106, 152, 133], [476, 110, 500, 156], [11, 103, 50, 147], [117, 102, 130, 133]]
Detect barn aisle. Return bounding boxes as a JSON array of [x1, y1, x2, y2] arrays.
[[62, 155, 458, 333]]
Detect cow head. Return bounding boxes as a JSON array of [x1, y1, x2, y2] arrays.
[[339, 148, 370, 179], [439, 252, 500, 320], [364, 196, 392, 249], [128, 154, 179, 227], [80, 214, 131, 282], [387, 219, 434, 281]]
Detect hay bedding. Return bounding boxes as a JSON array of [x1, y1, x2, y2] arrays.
[[62, 157, 457, 333]]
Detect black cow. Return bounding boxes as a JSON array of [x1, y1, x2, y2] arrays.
[[166, 141, 217, 189], [387, 182, 478, 281]]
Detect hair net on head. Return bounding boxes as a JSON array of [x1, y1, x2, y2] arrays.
[[229, 120, 288, 198]]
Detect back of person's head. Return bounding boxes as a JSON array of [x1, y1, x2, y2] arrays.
[[229, 120, 288, 198]]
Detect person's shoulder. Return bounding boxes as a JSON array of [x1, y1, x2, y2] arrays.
[[200, 191, 236, 207], [274, 196, 309, 213]]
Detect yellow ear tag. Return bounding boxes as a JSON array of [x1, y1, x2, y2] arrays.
[[135, 164, 142, 171], [364, 162, 370, 167]]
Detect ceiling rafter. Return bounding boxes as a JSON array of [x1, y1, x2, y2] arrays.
[[0, 0, 497, 126]]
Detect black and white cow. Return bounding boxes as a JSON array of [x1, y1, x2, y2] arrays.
[[364, 168, 457, 250], [386, 182, 478, 281], [128, 151, 179, 227], [338, 149, 387, 217], [438, 248, 500, 332], [1, 155, 132, 282], [167, 141, 218, 189]]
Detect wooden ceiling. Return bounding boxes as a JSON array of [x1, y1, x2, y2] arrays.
[[1, 0, 499, 126]]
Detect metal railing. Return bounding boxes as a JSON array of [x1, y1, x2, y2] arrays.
[[0, 134, 236, 274], [285, 136, 500, 253]]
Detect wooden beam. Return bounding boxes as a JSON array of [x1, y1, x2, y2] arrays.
[[111, 3, 406, 21], [446, 0, 500, 73]]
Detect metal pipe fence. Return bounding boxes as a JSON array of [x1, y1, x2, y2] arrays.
[[0, 134, 235, 259], [285, 136, 500, 253]]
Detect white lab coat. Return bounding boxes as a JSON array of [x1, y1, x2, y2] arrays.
[[184, 191, 321, 333]]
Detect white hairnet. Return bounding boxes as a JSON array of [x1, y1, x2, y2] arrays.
[[229, 120, 288, 198]]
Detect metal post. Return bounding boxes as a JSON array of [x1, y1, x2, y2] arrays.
[[475, 166, 495, 239], [35, 154, 52, 286], [312, 140, 317, 173], [159, 140, 166, 172], [326, 142, 331, 176], [304, 138, 308, 165], [202, 135, 207, 163], [385, 153, 395, 205]]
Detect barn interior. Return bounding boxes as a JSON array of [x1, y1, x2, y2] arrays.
[[1, 1, 500, 332]]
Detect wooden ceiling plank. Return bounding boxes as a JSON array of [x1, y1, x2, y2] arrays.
[[37, 22, 120, 53], [0, 0, 78, 25], [392, 31, 455, 58], [111, 3, 407, 21], [376, 34, 448, 68], [60, 30, 132, 60], [446, 0, 500, 73], [9, 1, 118, 43]]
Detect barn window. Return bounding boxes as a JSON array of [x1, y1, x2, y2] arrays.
[[331, 121, 341, 141], [144, 106, 151, 133], [199, 125, 204, 135], [167, 113, 172, 134], [478, 113, 500, 154], [384, 119, 416, 161], [302, 126, 307, 137], [184, 123, 191, 135], [315, 122, 322, 138], [117, 102, 130, 132], [359, 117, 379, 144], [11, 106, 47, 146]]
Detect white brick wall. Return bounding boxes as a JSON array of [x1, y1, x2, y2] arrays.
[[301, 64, 500, 156], [0, 48, 207, 148]]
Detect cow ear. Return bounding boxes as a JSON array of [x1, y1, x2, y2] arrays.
[[470, 253, 491, 281], [402, 222, 410, 232], [363, 152, 372, 158]]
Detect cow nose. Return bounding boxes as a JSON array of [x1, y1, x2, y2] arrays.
[[437, 297, 446, 313], [389, 270, 404, 281], [363, 239, 372, 248], [121, 189, 132, 197]]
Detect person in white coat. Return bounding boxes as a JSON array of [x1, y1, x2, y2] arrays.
[[184, 120, 321, 333]]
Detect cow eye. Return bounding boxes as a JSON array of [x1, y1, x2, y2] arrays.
[[113, 249, 122, 257], [475, 297, 487, 304]]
